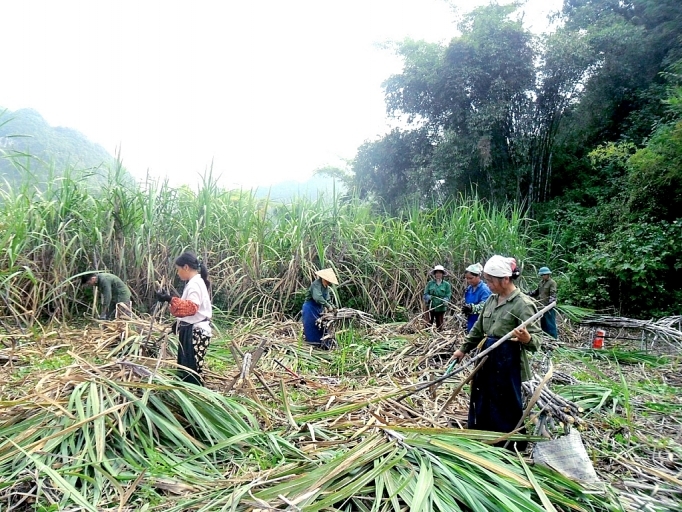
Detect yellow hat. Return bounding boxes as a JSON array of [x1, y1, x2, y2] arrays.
[[315, 268, 339, 285]]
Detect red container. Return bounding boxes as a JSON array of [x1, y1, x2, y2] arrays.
[[592, 329, 605, 349]]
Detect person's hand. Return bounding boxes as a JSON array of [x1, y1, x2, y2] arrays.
[[424, 294, 431, 303], [453, 349, 465, 361], [155, 290, 172, 303], [528, 289, 539, 298], [461, 303, 473, 315], [512, 326, 531, 344], [98, 312, 108, 320]]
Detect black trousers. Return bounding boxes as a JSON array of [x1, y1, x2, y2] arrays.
[[468, 336, 527, 450]]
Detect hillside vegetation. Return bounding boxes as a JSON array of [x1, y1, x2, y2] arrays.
[[0, 106, 130, 188]]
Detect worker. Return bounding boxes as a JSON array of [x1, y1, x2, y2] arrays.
[[461, 262, 492, 333], [302, 268, 338, 349], [423, 264, 452, 330], [529, 267, 558, 338], [156, 252, 212, 386], [81, 271, 132, 320], [452, 255, 542, 450]]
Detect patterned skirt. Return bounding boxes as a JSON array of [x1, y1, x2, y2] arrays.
[[177, 323, 211, 386]]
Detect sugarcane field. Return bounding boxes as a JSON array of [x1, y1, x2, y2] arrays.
[[1, 180, 681, 512], [3, 0, 682, 508]]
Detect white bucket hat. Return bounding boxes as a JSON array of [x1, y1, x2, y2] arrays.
[[315, 268, 339, 285]]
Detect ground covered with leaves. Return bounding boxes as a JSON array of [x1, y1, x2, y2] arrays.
[[1, 312, 680, 511]]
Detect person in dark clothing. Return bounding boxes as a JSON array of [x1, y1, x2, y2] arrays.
[[156, 252, 212, 386], [81, 272, 132, 320], [302, 268, 338, 348], [529, 266, 558, 339], [453, 255, 542, 451]]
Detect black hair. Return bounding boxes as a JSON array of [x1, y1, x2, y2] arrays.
[[511, 260, 521, 280], [80, 272, 97, 285], [175, 251, 210, 290]]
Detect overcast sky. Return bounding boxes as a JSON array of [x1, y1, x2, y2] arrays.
[[1, 0, 561, 190]]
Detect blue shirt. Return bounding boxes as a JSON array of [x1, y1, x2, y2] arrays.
[[464, 281, 492, 332]]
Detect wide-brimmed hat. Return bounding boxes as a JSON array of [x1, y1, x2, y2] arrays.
[[315, 268, 339, 285], [465, 263, 483, 275], [538, 266, 552, 275], [429, 264, 449, 276]]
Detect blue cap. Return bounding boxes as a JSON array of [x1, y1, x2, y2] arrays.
[[538, 266, 552, 275]]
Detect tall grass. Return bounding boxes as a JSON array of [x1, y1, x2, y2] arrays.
[[0, 166, 535, 322]]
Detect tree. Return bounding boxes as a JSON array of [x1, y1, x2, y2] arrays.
[[356, 3, 537, 206]]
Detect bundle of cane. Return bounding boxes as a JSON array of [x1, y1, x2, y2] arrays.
[[523, 377, 586, 428], [316, 307, 376, 331]]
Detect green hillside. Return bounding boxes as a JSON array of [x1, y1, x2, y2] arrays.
[[0, 106, 129, 187]]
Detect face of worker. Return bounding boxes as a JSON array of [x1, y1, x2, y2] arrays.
[[320, 278, 329, 287], [176, 264, 192, 282], [85, 275, 97, 287], [541, 274, 551, 281], [465, 272, 480, 286], [434, 270, 444, 281], [483, 273, 508, 294]]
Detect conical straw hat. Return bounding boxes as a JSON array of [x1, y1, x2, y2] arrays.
[[315, 268, 339, 285]]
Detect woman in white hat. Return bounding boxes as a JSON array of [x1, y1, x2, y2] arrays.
[[423, 264, 452, 330], [452, 255, 542, 450], [462, 262, 492, 333], [301, 268, 338, 348]]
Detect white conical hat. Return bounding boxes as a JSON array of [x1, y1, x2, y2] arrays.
[[315, 268, 339, 285]]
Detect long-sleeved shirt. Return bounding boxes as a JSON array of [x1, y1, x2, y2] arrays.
[[96, 273, 131, 315], [305, 278, 332, 307], [424, 279, 452, 312], [533, 278, 557, 306], [459, 288, 542, 381], [464, 281, 492, 332]]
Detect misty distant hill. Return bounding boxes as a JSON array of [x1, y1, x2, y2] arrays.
[[0, 106, 128, 188], [253, 174, 346, 201]]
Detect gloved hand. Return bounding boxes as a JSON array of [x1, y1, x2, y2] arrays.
[[98, 312, 108, 320], [528, 289, 539, 298], [423, 294, 431, 303], [155, 290, 173, 303], [461, 303, 473, 315]]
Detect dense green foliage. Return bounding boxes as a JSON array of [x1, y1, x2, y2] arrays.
[[350, 0, 682, 318], [0, 169, 535, 323]]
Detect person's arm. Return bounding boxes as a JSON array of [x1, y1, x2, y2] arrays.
[[444, 282, 452, 303], [516, 298, 542, 352], [471, 285, 492, 314], [310, 279, 332, 307], [99, 276, 112, 312], [423, 282, 433, 302], [454, 298, 489, 359], [549, 280, 558, 304]]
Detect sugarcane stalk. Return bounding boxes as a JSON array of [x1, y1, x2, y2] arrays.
[[396, 301, 557, 401], [435, 355, 488, 420]]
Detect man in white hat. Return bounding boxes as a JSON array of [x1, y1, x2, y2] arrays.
[[423, 264, 452, 330], [301, 268, 339, 348]]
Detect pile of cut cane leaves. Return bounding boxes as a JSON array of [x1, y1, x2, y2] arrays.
[[1, 312, 680, 511]]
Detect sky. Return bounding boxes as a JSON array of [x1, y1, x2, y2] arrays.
[[1, 0, 562, 190]]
